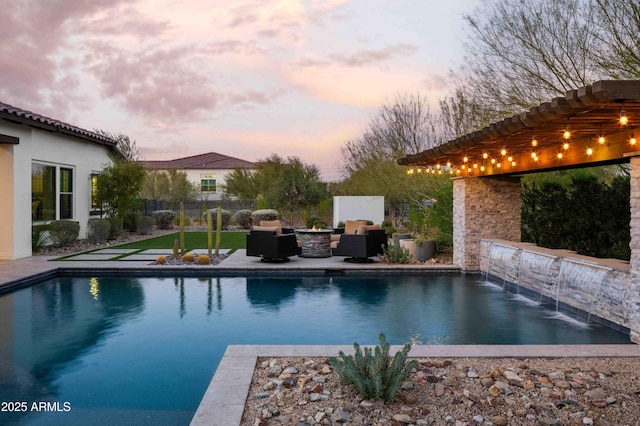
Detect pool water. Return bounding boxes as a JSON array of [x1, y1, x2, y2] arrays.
[[0, 273, 629, 425]]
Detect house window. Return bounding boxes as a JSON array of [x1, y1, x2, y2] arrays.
[[32, 164, 56, 221], [90, 174, 100, 209], [59, 168, 73, 219], [200, 173, 216, 193], [31, 163, 75, 222]]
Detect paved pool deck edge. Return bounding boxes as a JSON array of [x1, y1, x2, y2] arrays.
[[190, 344, 640, 426]]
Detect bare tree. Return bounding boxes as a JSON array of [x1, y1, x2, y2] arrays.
[[461, 0, 602, 114], [93, 129, 141, 161], [341, 93, 441, 175], [592, 0, 640, 78]]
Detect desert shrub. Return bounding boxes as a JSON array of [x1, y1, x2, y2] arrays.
[[174, 215, 191, 226], [48, 220, 80, 247], [233, 209, 253, 229], [153, 210, 176, 230], [330, 333, 416, 402], [381, 219, 396, 236], [251, 209, 278, 223], [87, 218, 110, 243], [305, 216, 327, 229], [337, 221, 345, 228], [122, 212, 137, 232], [196, 255, 211, 265], [379, 244, 414, 264], [107, 217, 123, 239], [203, 208, 231, 229], [182, 253, 195, 263], [135, 215, 155, 235]]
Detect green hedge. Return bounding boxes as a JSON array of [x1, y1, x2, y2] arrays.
[[522, 172, 630, 260]]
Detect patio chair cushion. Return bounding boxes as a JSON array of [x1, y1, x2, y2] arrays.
[[344, 220, 367, 235], [356, 224, 380, 234], [253, 225, 281, 235]]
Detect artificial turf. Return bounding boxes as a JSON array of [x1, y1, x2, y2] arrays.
[[111, 231, 247, 250]]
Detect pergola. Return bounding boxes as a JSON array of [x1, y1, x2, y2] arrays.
[[399, 80, 640, 176], [398, 80, 640, 343], [397, 79, 640, 278]]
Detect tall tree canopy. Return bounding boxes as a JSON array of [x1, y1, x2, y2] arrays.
[[223, 154, 327, 219]]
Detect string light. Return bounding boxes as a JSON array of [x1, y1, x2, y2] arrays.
[[563, 142, 570, 150], [463, 155, 469, 163], [501, 147, 507, 156], [491, 158, 496, 164], [598, 125, 605, 144], [557, 151, 563, 159], [631, 134, 637, 145], [507, 156, 513, 162], [563, 121, 571, 139], [620, 108, 628, 125], [587, 146, 593, 155], [531, 134, 538, 147], [446, 161, 451, 167], [482, 152, 488, 159], [480, 165, 485, 172]]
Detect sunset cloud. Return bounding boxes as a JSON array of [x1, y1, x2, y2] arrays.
[[0, 0, 479, 180]]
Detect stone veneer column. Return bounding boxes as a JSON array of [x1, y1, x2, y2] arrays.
[[453, 176, 522, 271], [628, 156, 640, 343]]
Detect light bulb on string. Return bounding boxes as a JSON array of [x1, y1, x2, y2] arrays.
[[500, 147, 507, 156], [587, 146, 593, 156], [463, 155, 468, 163], [563, 142, 570, 150], [557, 151, 563, 159], [631, 134, 637, 146], [598, 125, 605, 144], [620, 108, 628, 125], [482, 152, 488, 159], [531, 134, 538, 147]]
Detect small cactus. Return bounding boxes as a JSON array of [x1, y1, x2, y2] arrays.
[[156, 256, 167, 265], [196, 255, 211, 265], [173, 238, 179, 259], [182, 253, 195, 263]]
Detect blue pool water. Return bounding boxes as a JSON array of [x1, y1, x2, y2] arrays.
[[0, 273, 629, 425]]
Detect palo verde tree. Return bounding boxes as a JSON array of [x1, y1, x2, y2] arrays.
[[223, 154, 327, 221], [141, 169, 198, 202]]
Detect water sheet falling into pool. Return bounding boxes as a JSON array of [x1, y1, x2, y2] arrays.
[[555, 259, 611, 323]]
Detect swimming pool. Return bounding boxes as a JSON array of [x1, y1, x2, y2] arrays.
[[0, 273, 629, 425]]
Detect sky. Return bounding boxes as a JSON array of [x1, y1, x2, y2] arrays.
[[1, 0, 480, 181]]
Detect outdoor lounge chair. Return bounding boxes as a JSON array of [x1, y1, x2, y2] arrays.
[[246, 227, 299, 262], [331, 228, 388, 262]]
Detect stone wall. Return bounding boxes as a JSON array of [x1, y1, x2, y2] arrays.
[[453, 177, 522, 271], [629, 156, 640, 343], [480, 239, 637, 343]]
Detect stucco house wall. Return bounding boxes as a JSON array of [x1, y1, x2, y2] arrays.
[[0, 102, 116, 260]]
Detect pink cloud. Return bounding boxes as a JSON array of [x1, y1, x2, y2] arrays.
[[0, 0, 132, 110], [86, 43, 219, 122], [330, 44, 419, 67]]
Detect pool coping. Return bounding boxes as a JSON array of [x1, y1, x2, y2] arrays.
[[190, 344, 640, 426]]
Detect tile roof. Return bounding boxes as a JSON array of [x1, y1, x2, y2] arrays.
[[141, 152, 256, 170], [0, 100, 118, 147]]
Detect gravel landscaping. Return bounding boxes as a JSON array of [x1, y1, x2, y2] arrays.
[[241, 356, 640, 425]]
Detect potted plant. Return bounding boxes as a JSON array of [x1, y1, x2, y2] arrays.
[[400, 207, 437, 261]]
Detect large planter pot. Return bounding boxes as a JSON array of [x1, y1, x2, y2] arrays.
[[393, 233, 412, 246], [399, 239, 436, 262]]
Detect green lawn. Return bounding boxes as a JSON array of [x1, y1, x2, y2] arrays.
[[112, 231, 247, 250]]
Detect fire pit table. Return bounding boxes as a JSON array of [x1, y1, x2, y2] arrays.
[[295, 229, 333, 258]]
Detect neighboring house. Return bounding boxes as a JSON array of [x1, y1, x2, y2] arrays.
[[0, 101, 118, 260], [141, 152, 256, 201]]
